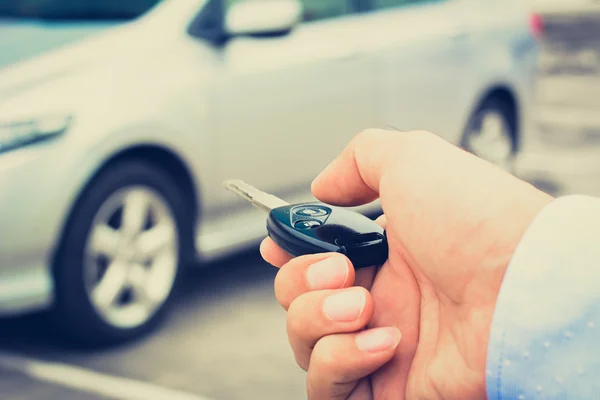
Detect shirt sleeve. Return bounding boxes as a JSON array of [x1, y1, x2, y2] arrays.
[[486, 195, 600, 400]]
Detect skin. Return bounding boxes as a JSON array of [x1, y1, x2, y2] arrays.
[[260, 129, 554, 400]]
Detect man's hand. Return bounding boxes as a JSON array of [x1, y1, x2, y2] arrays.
[[261, 129, 554, 399]]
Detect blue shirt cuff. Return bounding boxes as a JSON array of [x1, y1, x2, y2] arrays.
[[486, 195, 600, 400]]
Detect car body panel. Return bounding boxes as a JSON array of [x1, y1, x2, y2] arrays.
[[0, 19, 120, 71], [0, 0, 535, 315], [515, 0, 600, 196]]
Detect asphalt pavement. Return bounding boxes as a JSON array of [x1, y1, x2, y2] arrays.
[[0, 250, 307, 400], [0, 366, 113, 400]]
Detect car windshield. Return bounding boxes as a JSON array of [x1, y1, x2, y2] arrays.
[[0, 0, 163, 21]]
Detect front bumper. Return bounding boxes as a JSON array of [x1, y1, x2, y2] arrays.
[[0, 141, 71, 316]]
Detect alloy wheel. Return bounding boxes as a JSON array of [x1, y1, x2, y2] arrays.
[[84, 186, 179, 329]]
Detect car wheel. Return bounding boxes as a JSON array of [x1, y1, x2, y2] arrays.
[[52, 159, 193, 346], [461, 97, 517, 172]]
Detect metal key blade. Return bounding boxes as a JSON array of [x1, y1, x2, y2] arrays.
[[223, 179, 289, 213]]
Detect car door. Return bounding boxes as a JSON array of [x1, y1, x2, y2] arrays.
[[361, 0, 473, 140], [211, 0, 377, 204]]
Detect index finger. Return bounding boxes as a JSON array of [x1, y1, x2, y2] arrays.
[[311, 128, 429, 206]]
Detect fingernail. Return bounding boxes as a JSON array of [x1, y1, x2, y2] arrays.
[[323, 289, 365, 322], [356, 328, 401, 353], [307, 256, 349, 290]]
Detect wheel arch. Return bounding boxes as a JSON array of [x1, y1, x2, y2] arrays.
[[469, 85, 520, 150], [51, 143, 201, 270]]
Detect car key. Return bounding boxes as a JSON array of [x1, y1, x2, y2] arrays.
[[223, 179, 388, 269]]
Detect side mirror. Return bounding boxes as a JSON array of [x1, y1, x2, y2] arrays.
[[225, 0, 302, 37]]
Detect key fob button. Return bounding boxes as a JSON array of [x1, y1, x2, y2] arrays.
[[294, 206, 329, 217], [294, 220, 322, 229]]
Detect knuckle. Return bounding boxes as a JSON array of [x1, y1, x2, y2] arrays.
[[286, 295, 311, 337], [285, 307, 301, 338], [294, 349, 310, 372], [355, 127, 387, 144], [306, 370, 324, 400], [273, 269, 291, 309], [406, 129, 438, 147], [311, 336, 339, 373], [379, 168, 399, 196], [306, 372, 318, 400], [358, 127, 383, 136]]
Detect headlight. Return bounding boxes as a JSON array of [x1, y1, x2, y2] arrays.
[[0, 114, 72, 155]]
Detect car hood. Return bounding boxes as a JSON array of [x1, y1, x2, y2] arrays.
[[0, 19, 140, 98]]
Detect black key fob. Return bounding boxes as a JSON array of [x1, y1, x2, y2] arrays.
[[267, 202, 388, 269]]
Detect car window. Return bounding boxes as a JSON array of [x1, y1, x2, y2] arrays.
[[225, 0, 360, 23], [299, 0, 358, 22], [0, 0, 162, 20], [372, 0, 440, 10]]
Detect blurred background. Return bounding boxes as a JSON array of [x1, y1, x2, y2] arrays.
[[0, 0, 598, 399]]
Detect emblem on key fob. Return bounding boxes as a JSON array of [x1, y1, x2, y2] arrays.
[[224, 180, 388, 269]]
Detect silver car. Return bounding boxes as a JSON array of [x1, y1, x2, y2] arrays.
[[516, 0, 600, 196], [0, 0, 536, 344]]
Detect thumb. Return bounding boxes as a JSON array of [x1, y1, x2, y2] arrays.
[[311, 129, 423, 206]]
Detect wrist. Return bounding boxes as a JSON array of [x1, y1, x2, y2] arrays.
[[468, 187, 555, 392]]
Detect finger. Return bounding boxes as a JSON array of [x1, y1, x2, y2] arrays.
[[311, 128, 398, 206], [375, 214, 387, 230], [287, 287, 373, 370], [311, 128, 435, 206], [347, 379, 373, 400], [307, 328, 401, 400], [275, 253, 355, 310], [261, 210, 387, 290], [260, 237, 293, 268]]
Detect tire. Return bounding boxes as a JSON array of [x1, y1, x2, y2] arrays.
[[461, 97, 517, 172], [51, 159, 194, 347]]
